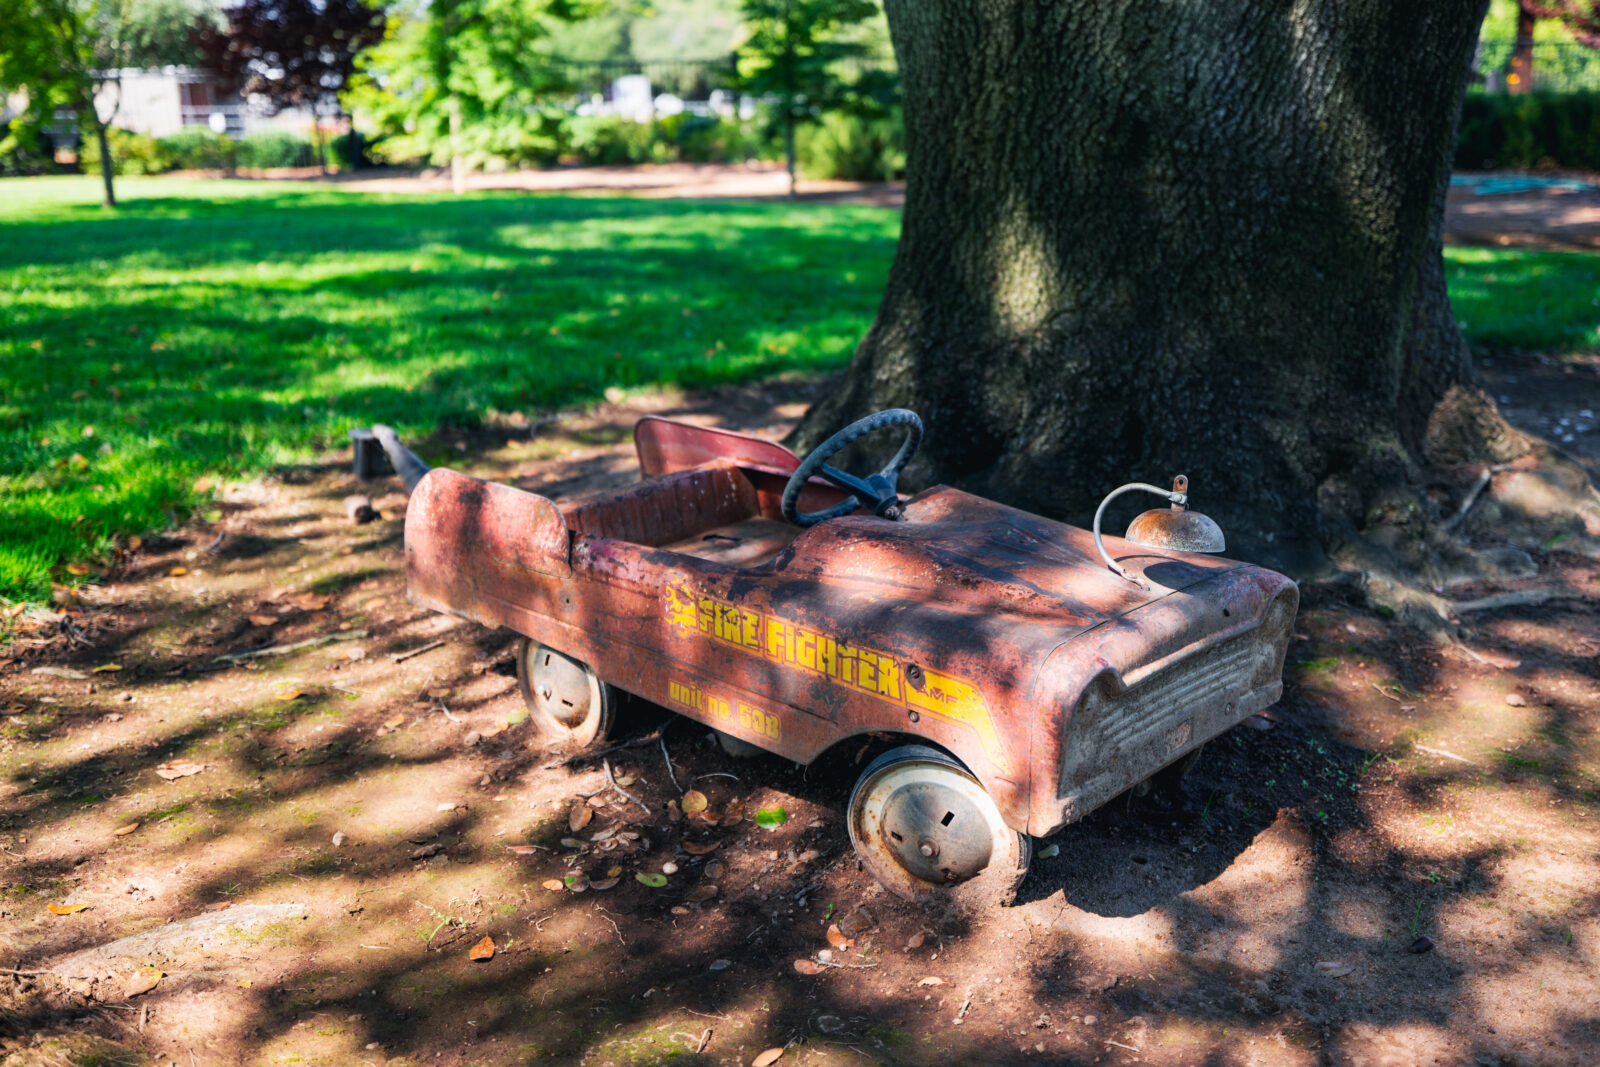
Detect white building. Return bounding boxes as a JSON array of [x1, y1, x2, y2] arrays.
[[92, 66, 322, 139]]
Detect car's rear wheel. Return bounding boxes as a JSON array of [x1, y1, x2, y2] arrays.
[[847, 745, 1030, 904], [514, 638, 614, 751]]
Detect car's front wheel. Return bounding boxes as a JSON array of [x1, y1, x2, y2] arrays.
[[846, 745, 1030, 904], [514, 638, 615, 751]]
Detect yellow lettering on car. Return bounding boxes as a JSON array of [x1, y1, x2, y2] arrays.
[[662, 575, 1005, 769]]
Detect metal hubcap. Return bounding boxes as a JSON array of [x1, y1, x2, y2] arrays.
[[879, 779, 994, 883], [528, 646, 592, 728]]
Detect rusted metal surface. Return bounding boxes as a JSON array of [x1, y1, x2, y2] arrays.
[[405, 417, 1297, 839], [1124, 474, 1228, 554]]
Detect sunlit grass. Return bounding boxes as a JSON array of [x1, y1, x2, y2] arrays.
[[1444, 246, 1600, 352], [0, 176, 901, 602]]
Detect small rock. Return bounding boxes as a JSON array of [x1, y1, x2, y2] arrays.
[[662, 861, 679, 875], [411, 843, 444, 860], [1408, 935, 1434, 954], [816, 949, 833, 963], [104, 713, 123, 722], [437, 802, 456, 812], [463, 731, 481, 747], [332, 831, 347, 847], [708, 959, 731, 971], [117, 692, 133, 703], [1247, 714, 1273, 731], [1504, 693, 1527, 707], [1034, 1013, 1052, 1029], [343, 495, 378, 524], [1037, 843, 1060, 859], [797, 849, 820, 864]]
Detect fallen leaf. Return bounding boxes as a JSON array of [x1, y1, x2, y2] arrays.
[[49, 903, 92, 915], [113, 822, 140, 836], [382, 715, 405, 729], [694, 810, 722, 826], [704, 860, 726, 879], [169, 566, 188, 577], [124, 966, 163, 997], [838, 909, 874, 936], [682, 790, 708, 815], [666, 799, 682, 821], [614, 774, 634, 787], [542, 879, 565, 892], [1315, 961, 1354, 978], [507, 845, 540, 855], [670, 905, 691, 915], [469, 936, 495, 961], [753, 1048, 786, 1067], [917, 976, 946, 987], [793, 959, 826, 976], [291, 593, 331, 611], [722, 801, 744, 827], [248, 614, 277, 627], [685, 884, 718, 903], [754, 806, 788, 828], [569, 803, 593, 832], [155, 759, 204, 780], [636, 872, 668, 888], [506, 707, 529, 725], [681, 839, 722, 855], [606, 865, 623, 878], [127, 536, 142, 550], [92, 663, 122, 673], [65, 562, 90, 576], [589, 877, 619, 891], [906, 931, 926, 950], [826, 924, 854, 951]]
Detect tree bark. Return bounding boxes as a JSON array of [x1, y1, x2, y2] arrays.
[[796, 0, 1501, 572], [1510, 6, 1537, 93], [448, 94, 466, 196], [94, 122, 117, 208]]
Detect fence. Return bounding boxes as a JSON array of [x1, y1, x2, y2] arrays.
[[1473, 41, 1600, 94]]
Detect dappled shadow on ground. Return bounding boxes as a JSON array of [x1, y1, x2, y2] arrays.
[[3, 387, 1600, 1065]]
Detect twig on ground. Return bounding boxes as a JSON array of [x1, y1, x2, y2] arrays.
[[694, 772, 740, 781], [606, 757, 650, 815], [684, 1007, 729, 1020], [203, 531, 226, 553], [435, 700, 461, 724], [140, 1004, 147, 1032], [1451, 589, 1583, 614], [807, 957, 878, 970], [696, 1027, 712, 1054], [213, 630, 368, 664], [956, 988, 973, 1020], [1441, 465, 1505, 534], [1105, 1039, 1142, 1053], [660, 732, 682, 795], [1370, 682, 1404, 703], [594, 905, 627, 947], [391, 639, 446, 663], [1415, 744, 1479, 767], [330, 684, 359, 697], [541, 729, 664, 769]]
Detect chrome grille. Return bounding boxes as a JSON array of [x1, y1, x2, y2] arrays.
[[1060, 633, 1261, 792]]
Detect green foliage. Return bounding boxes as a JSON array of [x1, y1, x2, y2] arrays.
[[79, 128, 176, 175], [350, 0, 589, 174], [124, 0, 218, 66], [329, 130, 373, 170], [796, 108, 902, 180], [735, 0, 895, 122], [563, 114, 665, 165], [1456, 91, 1600, 169], [0, 177, 900, 601], [235, 131, 316, 169], [0, 122, 55, 176], [157, 127, 238, 171]]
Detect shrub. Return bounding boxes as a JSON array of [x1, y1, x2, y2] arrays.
[[329, 130, 374, 170], [79, 128, 176, 175], [157, 128, 237, 172], [0, 123, 55, 177], [235, 131, 316, 170], [564, 115, 666, 166], [796, 110, 905, 181], [1456, 92, 1600, 171]]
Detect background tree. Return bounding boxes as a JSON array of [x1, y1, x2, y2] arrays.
[[197, 0, 385, 170], [348, 0, 589, 194], [735, 0, 892, 194], [1507, 0, 1600, 91], [793, 0, 1598, 624], [0, 0, 139, 205], [126, 0, 220, 66]]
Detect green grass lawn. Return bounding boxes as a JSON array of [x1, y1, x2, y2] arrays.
[[2, 176, 1596, 605], [0, 177, 900, 602]]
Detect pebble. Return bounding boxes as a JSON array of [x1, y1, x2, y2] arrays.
[[463, 731, 481, 747], [332, 831, 347, 847], [1082, 1015, 1097, 1026], [662, 861, 679, 875], [1505, 693, 1527, 707], [117, 692, 133, 703]]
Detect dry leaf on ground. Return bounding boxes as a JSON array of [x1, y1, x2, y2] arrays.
[[793, 959, 826, 975], [682, 839, 721, 855], [1315, 961, 1354, 978], [507, 845, 540, 855], [838, 909, 874, 936], [124, 967, 163, 997], [917, 976, 946, 987], [113, 822, 140, 836], [682, 790, 708, 814], [48, 903, 92, 915], [569, 802, 593, 832], [382, 715, 405, 729], [753, 1048, 785, 1067], [155, 759, 204, 780], [248, 614, 277, 626], [169, 566, 188, 577], [906, 930, 926, 949], [291, 593, 331, 611], [542, 879, 565, 891], [274, 690, 301, 702], [826, 924, 854, 951], [722, 800, 744, 827], [92, 663, 121, 673], [589, 877, 620, 890], [685, 884, 718, 903], [469, 936, 495, 961], [66, 562, 90, 575]]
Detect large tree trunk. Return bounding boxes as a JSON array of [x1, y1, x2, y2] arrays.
[[797, 0, 1507, 575]]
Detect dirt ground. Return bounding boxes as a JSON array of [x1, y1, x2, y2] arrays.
[[4, 173, 1600, 1066]]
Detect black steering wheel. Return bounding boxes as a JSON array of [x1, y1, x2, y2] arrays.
[[781, 409, 923, 527]]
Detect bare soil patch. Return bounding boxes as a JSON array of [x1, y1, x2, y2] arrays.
[[3, 374, 1599, 1066]]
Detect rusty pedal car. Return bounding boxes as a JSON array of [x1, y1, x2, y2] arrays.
[[397, 410, 1297, 902]]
